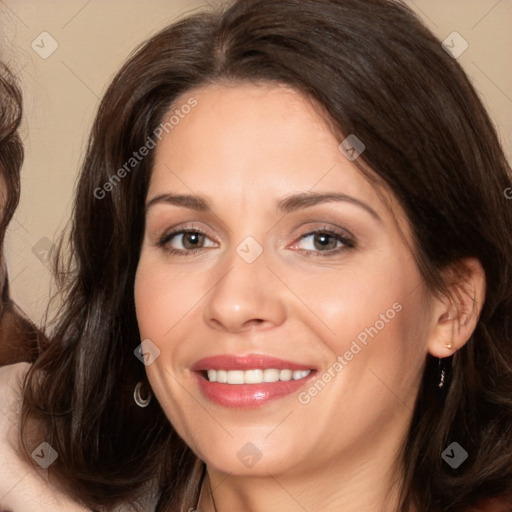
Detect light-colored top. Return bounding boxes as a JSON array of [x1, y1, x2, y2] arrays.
[[0, 362, 160, 511]]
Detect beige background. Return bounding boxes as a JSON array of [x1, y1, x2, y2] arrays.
[[1, 0, 511, 325]]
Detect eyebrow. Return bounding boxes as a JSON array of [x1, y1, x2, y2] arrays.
[[146, 193, 211, 212], [278, 192, 381, 221], [146, 191, 381, 222]]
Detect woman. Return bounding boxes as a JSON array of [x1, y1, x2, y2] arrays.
[[0, 61, 40, 366], [1, 0, 512, 510]]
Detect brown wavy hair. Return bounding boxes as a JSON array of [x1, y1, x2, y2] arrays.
[[0, 61, 40, 365], [19, 0, 512, 510]]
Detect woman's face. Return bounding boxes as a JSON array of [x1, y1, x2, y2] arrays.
[[134, 82, 435, 477]]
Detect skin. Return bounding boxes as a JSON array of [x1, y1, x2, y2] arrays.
[[134, 82, 485, 512]]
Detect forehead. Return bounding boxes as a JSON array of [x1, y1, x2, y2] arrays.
[[146, 81, 414, 252], [150, 82, 372, 198], [148, 82, 410, 238]]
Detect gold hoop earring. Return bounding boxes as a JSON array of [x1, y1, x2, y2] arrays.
[[134, 381, 152, 408]]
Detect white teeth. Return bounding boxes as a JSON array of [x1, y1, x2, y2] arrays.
[[226, 370, 244, 384], [292, 370, 310, 380], [279, 369, 292, 381], [244, 369, 263, 384], [205, 368, 311, 384], [263, 368, 280, 382]]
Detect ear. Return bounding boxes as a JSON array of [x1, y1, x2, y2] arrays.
[[427, 257, 486, 358]]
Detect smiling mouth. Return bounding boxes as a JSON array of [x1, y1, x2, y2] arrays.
[[192, 354, 317, 407], [203, 368, 312, 384]]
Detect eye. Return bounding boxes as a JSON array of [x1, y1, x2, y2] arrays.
[[292, 227, 355, 257], [157, 228, 217, 255]]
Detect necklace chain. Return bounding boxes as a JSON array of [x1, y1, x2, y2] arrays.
[[208, 475, 218, 512]]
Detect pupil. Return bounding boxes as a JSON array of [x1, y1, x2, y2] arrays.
[[185, 232, 202, 249]]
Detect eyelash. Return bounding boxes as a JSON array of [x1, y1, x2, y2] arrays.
[[156, 225, 355, 258], [295, 227, 355, 258]]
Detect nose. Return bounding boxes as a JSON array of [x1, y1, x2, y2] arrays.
[[202, 241, 286, 334]]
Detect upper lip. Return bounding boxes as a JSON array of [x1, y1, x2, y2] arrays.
[[191, 354, 315, 371]]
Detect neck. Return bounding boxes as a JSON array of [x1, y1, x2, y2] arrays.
[[198, 441, 413, 512]]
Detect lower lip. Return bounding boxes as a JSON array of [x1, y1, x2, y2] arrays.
[[195, 372, 316, 408]]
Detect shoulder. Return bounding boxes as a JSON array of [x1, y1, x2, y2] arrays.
[[0, 362, 88, 511], [0, 363, 160, 511], [0, 360, 30, 384], [0, 361, 30, 426]]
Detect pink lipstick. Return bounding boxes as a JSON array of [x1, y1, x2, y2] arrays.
[[191, 354, 316, 408]]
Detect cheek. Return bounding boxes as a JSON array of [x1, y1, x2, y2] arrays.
[[297, 253, 422, 343], [133, 257, 192, 414], [134, 261, 162, 340], [134, 255, 198, 340], [306, 250, 430, 386], [133, 253, 212, 399]]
